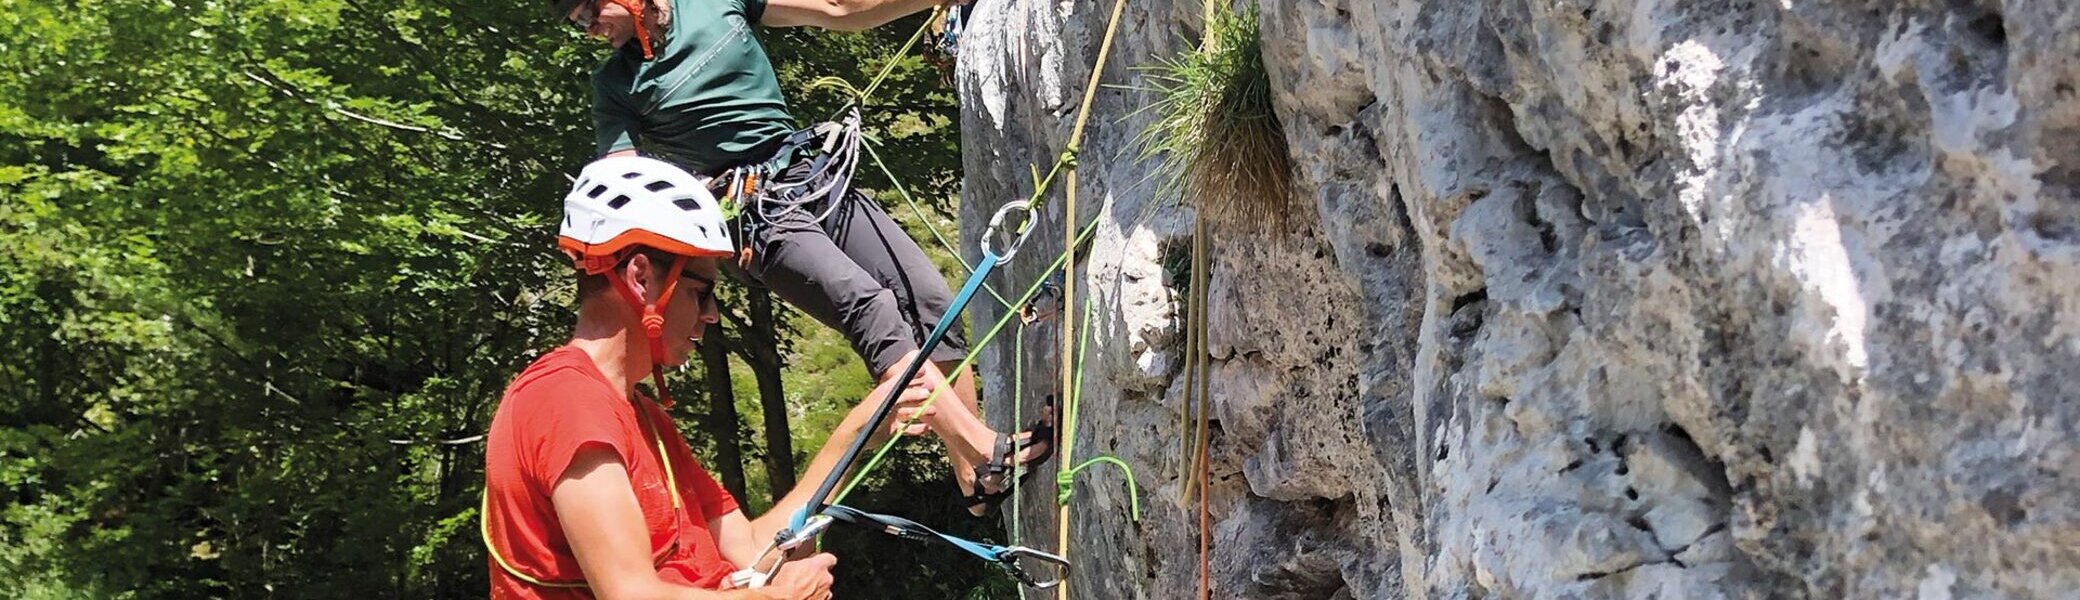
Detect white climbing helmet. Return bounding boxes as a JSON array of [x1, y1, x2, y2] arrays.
[[558, 155, 734, 272]]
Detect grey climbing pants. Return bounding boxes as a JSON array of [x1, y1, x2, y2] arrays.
[[725, 153, 970, 377]]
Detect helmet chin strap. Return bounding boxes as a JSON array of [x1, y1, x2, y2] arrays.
[[605, 0, 657, 59], [607, 253, 688, 407]]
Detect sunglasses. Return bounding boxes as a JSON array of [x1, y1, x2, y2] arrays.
[[681, 272, 719, 310], [557, 0, 598, 30]]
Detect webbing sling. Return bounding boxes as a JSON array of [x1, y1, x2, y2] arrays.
[[821, 504, 1069, 588]]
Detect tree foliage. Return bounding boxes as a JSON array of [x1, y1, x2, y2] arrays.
[[0, 0, 1000, 596]]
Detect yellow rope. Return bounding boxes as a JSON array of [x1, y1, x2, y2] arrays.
[[482, 403, 681, 589], [1054, 0, 1133, 596]]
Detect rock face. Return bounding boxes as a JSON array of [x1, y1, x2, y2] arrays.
[[954, 0, 2080, 597]]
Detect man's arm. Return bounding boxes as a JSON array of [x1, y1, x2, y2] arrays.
[[759, 0, 946, 32], [554, 447, 773, 600], [708, 372, 931, 560]]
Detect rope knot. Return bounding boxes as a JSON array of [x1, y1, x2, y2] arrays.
[[641, 311, 665, 337]]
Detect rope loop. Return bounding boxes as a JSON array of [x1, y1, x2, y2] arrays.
[[1055, 455, 1142, 523]]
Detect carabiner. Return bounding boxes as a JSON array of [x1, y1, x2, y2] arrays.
[[997, 546, 1071, 589], [730, 515, 835, 589], [983, 200, 1036, 263]]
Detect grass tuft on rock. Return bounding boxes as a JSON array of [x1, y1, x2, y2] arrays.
[[1135, 3, 1296, 232]]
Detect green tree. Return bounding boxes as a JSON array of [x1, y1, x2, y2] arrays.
[[0, 0, 1004, 596]]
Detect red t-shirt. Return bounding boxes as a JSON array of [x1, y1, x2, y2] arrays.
[[484, 345, 741, 599]]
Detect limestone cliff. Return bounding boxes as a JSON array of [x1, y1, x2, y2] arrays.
[[953, 0, 2079, 597]]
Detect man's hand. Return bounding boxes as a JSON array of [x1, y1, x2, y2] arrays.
[[868, 358, 939, 441], [760, 0, 943, 32], [758, 552, 836, 600]]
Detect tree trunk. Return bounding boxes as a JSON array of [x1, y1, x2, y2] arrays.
[[737, 288, 797, 502], [697, 321, 749, 501]]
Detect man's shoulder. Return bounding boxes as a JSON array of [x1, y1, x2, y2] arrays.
[[502, 348, 615, 407], [591, 54, 635, 89]]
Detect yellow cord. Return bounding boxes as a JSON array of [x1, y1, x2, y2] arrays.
[[1054, 0, 1133, 596], [482, 403, 681, 588]]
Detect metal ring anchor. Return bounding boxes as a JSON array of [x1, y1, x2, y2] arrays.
[[983, 200, 1036, 263]]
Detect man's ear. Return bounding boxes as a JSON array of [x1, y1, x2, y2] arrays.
[[620, 252, 656, 301]]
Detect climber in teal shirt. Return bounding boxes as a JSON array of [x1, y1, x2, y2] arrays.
[[555, 0, 1057, 518]]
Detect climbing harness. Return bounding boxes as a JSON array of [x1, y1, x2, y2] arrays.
[[711, 110, 865, 227], [709, 110, 867, 265]]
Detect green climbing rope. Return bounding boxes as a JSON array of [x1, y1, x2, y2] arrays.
[[860, 137, 1014, 308], [1053, 294, 1140, 520]]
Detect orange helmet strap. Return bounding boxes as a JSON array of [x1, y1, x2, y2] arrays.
[[605, 0, 656, 59], [604, 252, 688, 367]]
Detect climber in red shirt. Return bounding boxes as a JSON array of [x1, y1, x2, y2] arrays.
[[482, 155, 937, 599]]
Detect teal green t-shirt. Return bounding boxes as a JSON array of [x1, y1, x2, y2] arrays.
[[591, 0, 795, 175]]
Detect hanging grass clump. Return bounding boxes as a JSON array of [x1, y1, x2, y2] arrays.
[[1136, 3, 1296, 232]]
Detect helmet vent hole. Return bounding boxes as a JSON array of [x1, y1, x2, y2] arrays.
[[607, 195, 633, 209], [645, 180, 676, 192], [673, 198, 703, 211], [621, 171, 643, 179], [587, 184, 608, 199]]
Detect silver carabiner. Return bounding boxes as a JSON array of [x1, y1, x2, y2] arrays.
[[983, 200, 1036, 263], [998, 546, 1071, 589], [730, 515, 836, 589]]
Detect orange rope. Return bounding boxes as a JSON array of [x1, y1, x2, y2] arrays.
[[1193, 221, 1212, 600]]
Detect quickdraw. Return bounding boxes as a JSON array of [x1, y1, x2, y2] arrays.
[[822, 504, 1070, 588], [710, 110, 864, 269], [935, 2, 971, 58], [752, 202, 1058, 586]]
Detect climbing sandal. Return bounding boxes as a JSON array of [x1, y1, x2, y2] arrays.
[[964, 395, 1059, 516]]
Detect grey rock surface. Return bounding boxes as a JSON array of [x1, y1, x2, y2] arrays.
[[953, 0, 2080, 597]]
